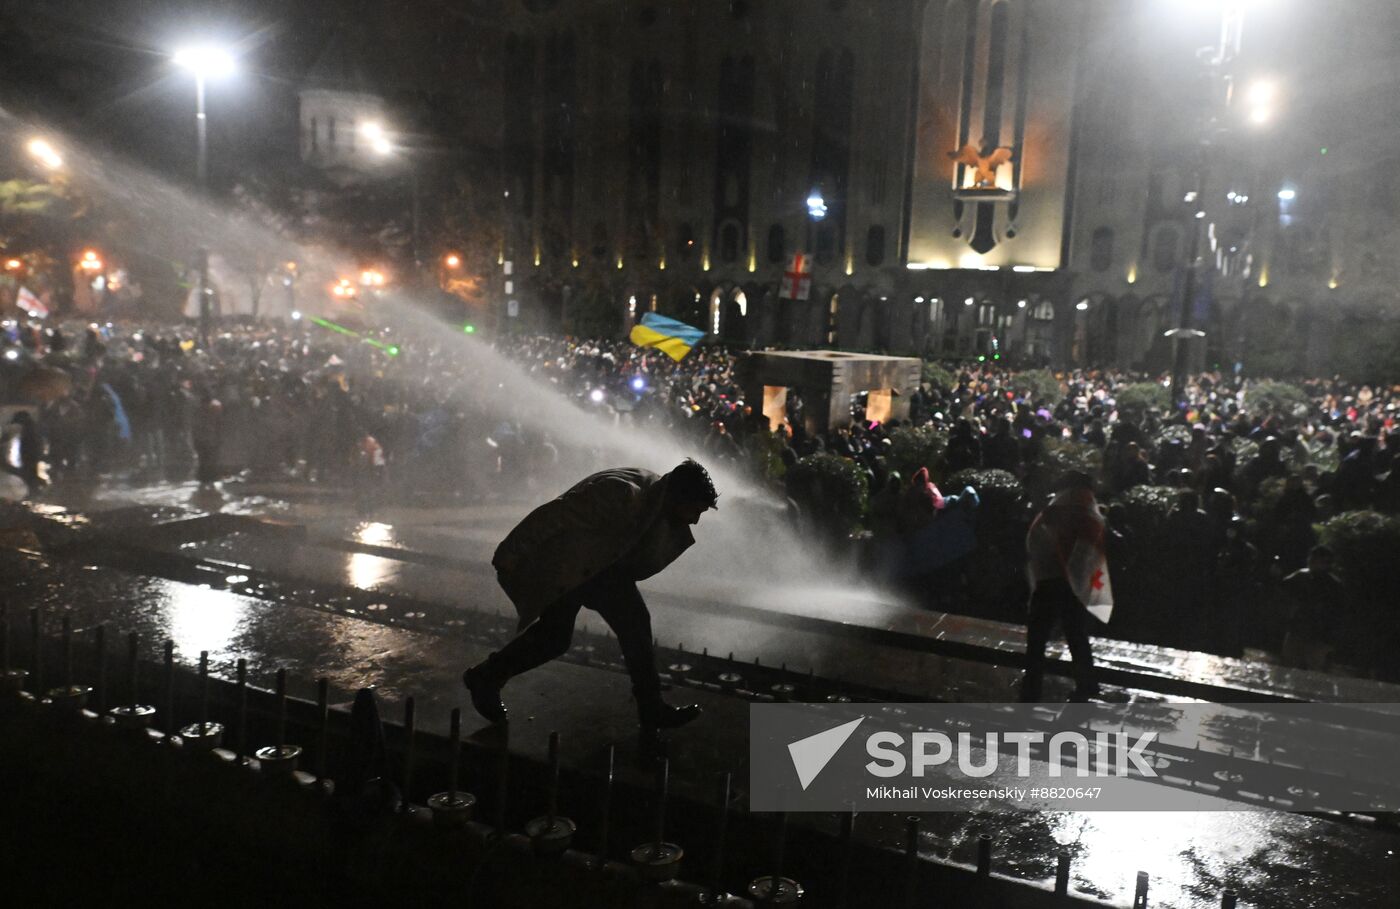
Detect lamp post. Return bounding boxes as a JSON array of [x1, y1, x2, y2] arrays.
[[1168, 5, 1250, 411], [172, 44, 235, 190], [363, 122, 423, 273], [174, 44, 235, 347]]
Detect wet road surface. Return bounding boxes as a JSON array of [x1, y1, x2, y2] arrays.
[[3, 478, 1400, 907]]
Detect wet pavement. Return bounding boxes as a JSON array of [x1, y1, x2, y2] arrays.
[[3, 477, 1400, 907]]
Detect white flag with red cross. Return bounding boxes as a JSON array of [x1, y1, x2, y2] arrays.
[[780, 253, 812, 301], [17, 286, 49, 319], [1066, 537, 1113, 623]]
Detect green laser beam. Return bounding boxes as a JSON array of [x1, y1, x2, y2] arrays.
[[309, 317, 400, 356]]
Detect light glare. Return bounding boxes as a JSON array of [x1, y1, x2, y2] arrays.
[[173, 45, 236, 78]]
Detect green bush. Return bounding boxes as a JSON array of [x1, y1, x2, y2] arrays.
[[1114, 485, 1186, 539], [1115, 382, 1169, 416], [747, 429, 789, 484], [786, 453, 869, 536], [1227, 436, 1259, 465], [1244, 380, 1310, 420], [1318, 510, 1400, 602], [948, 467, 1028, 545], [1308, 439, 1341, 473], [1015, 369, 1062, 405], [1155, 424, 1193, 447], [921, 361, 956, 392], [888, 425, 948, 481], [1036, 438, 1102, 479]]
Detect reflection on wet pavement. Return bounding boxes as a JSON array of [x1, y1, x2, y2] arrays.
[[5, 488, 1400, 908]]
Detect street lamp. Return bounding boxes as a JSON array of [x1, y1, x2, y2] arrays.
[[363, 121, 422, 270], [361, 121, 394, 157], [172, 44, 236, 190], [26, 138, 63, 171], [174, 43, 235, 348]]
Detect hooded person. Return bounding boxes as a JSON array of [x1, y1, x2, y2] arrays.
[[464, 459, 719, 747], [895, 467, 944, 536], [1020, 471, 1112, 702]]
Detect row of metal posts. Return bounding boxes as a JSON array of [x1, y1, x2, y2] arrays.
[[0, 602, 1247, 907]]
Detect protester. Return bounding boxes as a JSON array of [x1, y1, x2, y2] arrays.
[[6, 316, 1400, 680], [462, 459, 718, 755], [1021, 472, 1111, 702], [1279, 545, 1344, 671]]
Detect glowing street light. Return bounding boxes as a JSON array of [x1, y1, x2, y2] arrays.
[[361, 121, 421, 266], [26, 138, 63, 171], [1245, 79, 1275, 107], [360, 268, 386, 287], [80, 250, 103, 273], [443, 253, 462, 269], [361, 121, 394, 156], [1277, 187, 1297, 201], [172, 43, 237, 189], [172, 45, 236, 78], [4, 258, 22, 271]]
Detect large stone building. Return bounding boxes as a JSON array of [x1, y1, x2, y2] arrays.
[[313, 0, 1399, 373]]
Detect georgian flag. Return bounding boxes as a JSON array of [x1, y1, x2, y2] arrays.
[[780, 253, 812, 301], [1066, 535, 1113, 623], [1027, 488, 1114, 623], [17, 286, 49, 319]]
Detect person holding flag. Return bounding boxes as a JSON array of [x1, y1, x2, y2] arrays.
[[16, 286, 50, 319], [1020, 471, 1112, 702]]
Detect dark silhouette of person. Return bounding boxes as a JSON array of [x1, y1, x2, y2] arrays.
[[464, 459, 718, 744], [1020, 472, 1110, 702], [6, 411, 44, 496]]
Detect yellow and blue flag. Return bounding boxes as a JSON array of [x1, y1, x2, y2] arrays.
[[628, 312, 706, 361]]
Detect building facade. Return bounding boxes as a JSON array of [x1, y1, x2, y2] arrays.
[[314, 0, 1399, 372]]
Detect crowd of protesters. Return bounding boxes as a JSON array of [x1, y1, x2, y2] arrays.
[[3, 317, 1399, 679]]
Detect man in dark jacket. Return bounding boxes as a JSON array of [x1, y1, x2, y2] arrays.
[[464, 459, 718, 741]]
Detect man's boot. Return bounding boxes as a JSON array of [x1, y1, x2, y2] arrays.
[[462, 664, 508, 724]]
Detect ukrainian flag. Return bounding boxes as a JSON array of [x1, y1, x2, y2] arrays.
[[628, 312, 706, 361]]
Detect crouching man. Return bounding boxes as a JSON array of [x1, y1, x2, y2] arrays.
[[464, 459, 718, 750]]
